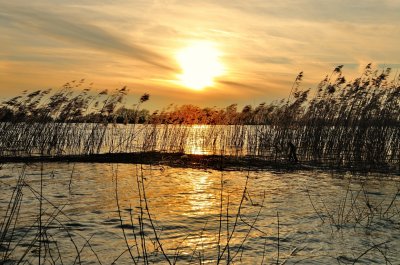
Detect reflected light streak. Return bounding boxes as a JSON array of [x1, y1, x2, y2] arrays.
[[189, 174, 212, 215], [186, 125, 212, 155]]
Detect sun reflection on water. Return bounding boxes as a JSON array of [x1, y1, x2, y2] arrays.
[[188, 174, 213, 215], [188, 145, 209, 155], [186, 124, 213, 155]]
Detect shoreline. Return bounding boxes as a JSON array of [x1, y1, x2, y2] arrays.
[[0, 152, 399, 175]]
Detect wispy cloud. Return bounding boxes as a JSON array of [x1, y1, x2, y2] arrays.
[[0, 0, 399, 109], [217, 80, 266, 94], [0, 5, 176, 71]]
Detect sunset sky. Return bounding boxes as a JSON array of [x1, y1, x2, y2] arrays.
[[1, 0, 399, 109]]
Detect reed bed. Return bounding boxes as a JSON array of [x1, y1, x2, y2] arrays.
[[1, 122, 398, 170], [0, 65, 399, 169]]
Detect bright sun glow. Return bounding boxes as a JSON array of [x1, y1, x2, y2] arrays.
[[177, 42, 224, 90]]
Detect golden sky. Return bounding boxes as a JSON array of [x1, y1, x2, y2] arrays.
[[1, 0, 399, 109]]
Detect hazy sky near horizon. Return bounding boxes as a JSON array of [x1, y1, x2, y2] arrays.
[[1, 0, 399, 109]]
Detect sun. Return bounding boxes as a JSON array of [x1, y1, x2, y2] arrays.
[[176, 42, 224, 90]]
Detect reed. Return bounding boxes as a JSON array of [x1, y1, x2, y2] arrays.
[[0, 165, 104, 264], [306, 178, 400, 231], [0, 160, 271, 264], [0, 64, 399, 170], [109, 163, 268, 264], [1, 162, 398, 263]]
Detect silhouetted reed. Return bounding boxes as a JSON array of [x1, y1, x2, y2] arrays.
[[1, 162, 399, 263], [307, 178, 400, 231], [1, 161, 270, 264], [0, 166, 103, 264], [0, 64, 399, 169]]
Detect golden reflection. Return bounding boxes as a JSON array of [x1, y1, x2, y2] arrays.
[[188, 145, 209, 155], [188, 174, 213, 215], [192, 124, 208, 130], [186, 124, 212, 155]]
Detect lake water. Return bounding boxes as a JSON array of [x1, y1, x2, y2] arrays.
[[1, 163, 399, 264]]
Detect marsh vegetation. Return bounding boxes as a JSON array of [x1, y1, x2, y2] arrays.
[[1, 65, 400, 264], [0, 65, 399, 170]]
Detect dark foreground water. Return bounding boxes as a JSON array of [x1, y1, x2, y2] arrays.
[[1, 163, 399, 264]]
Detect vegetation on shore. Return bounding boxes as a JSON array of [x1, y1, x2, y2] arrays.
[[0, 64, 399, 170], [1, 65, 400, 264], [1, 64, 399, 126]]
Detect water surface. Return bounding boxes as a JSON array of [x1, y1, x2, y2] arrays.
[[1, 163, 399, 264]]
